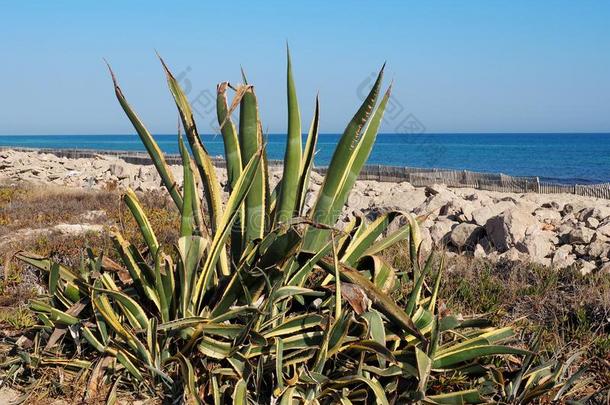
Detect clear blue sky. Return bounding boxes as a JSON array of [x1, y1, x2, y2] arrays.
[[1, 0, 609, 135]]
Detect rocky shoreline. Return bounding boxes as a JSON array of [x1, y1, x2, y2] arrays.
[[2, 148, 610, 273]]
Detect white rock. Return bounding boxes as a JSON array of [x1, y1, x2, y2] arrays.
[[472, 200, 516, 226], [450, 223, 484, 249], [552, 245, 576, 269], [485, 209, 539, 252]]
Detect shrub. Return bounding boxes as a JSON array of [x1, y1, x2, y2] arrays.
[[2, 50, 585, 403]]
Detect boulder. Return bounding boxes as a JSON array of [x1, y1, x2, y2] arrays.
[[577, 206, 610, 222], [474, 244, 487, 258], [472, 201, 515, 226], [450, 223, 484, 249], [587, 239, 610, 260], [429, 218, 456, 246], [597, 221, 610, 238], [485, 209, 539, 252], [542, 201, 561, 210], [577, 260, 597, 276], [414, 188, 456, 219], [552, 245, 576, 269], [561, 204, 574, 216], [518, 231, 554, 261], [499, 247, 527, 262], [534, 208, 562, 225], [567, 226, 594, 244], [419, 226, 433, 255], [586, 216, 600, 229]]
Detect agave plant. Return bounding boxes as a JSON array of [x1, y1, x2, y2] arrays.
[[5, 50, 539, 404]]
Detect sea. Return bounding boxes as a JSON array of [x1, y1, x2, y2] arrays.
[[1, 133, 609, 185]]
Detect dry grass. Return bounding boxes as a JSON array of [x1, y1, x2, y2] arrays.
[[0, 182, 180, 332], [382, 240, 610, 395]]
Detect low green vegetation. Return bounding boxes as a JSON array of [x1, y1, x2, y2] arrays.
[[0, 51, 597, 403]]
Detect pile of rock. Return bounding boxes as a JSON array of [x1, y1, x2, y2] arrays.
[[347, 181, 610, 273], [0, 149, 197, 192], [3, 148, 610, 273]]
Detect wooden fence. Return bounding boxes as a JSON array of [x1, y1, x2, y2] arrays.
[[3, 146, 610, 200]]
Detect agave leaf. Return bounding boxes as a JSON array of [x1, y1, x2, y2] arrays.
[[106, 64, 182, 210], [408, 214, 422, 277], [415, 347, 432, 393], [303, 66, 386, 252], [159, 57, 229, 276], [432, 345, 531, 370], [318, 257, 426, 343], [295, 96, 320, 215], [356, 255, 396, 294], [218, 81, 245, 264], [342, 211, 403, 266], [111, 231, 160, 311], [362, 222, 410, 258], [123, 189, 159, 256], [176, 235, 207, 317], [49, 262, 60, 295], [217, 82, 243, 189], [30, 300, 80, 325], [426, 389, 484, 404], [275, 45, 302, 225], [198, 336, 233, 359], [178, 135, 196, 237], [16, 253, 80, 283], [177, 354, 202, 405], [239, 86, 267, 243], [361, 310, 387, 367], [232, 378, 248, 405], [435, 327, 515, 356], [92, 289, 153, 366], [263, 314, 325, 338], [330, 376, 390, 405], [153, 250, 170, 323], [194, 150, 263, 311], [96, 274, 149, 330], [405, 252, 435, 316]]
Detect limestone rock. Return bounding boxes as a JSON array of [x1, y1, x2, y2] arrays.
[[485, 209, 539, 252], [518, 231, 554, 261], [450, 223, 484, 249], [472, 201, 515, 226], [586, 217, 600, 229], [552, 245, 576, 269], [429, 218, 456, 246], [567, 226, 594, 244], [578, 260, 597, 276], [534, 208, 562, 225]]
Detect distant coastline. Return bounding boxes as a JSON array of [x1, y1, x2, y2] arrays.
[[2, 133, 610, 184]]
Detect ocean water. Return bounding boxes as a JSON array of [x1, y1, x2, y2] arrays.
[[1, 133, 610, 185]]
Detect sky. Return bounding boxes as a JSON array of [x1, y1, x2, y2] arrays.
[[0, 1, 609, 135]]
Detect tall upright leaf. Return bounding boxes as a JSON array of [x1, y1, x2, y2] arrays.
[[106, 64, 182, 210], [239, 87, 266, 243], [217, 81, 242, 190], [295, 96, 320, 216], [303, 66, 387, 252], [159, 57, 229, 276], [275, 46, 302, 224]]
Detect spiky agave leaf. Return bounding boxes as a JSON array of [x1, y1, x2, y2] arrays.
[[303, 66, 389, 253], [275, 45, 302, 225], [239, 86, 267, 244]]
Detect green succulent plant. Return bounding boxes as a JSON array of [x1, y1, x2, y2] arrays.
[[2, 50, 583, 404]]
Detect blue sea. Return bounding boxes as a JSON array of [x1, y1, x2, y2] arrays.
[[1, 133, 609, 185]]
